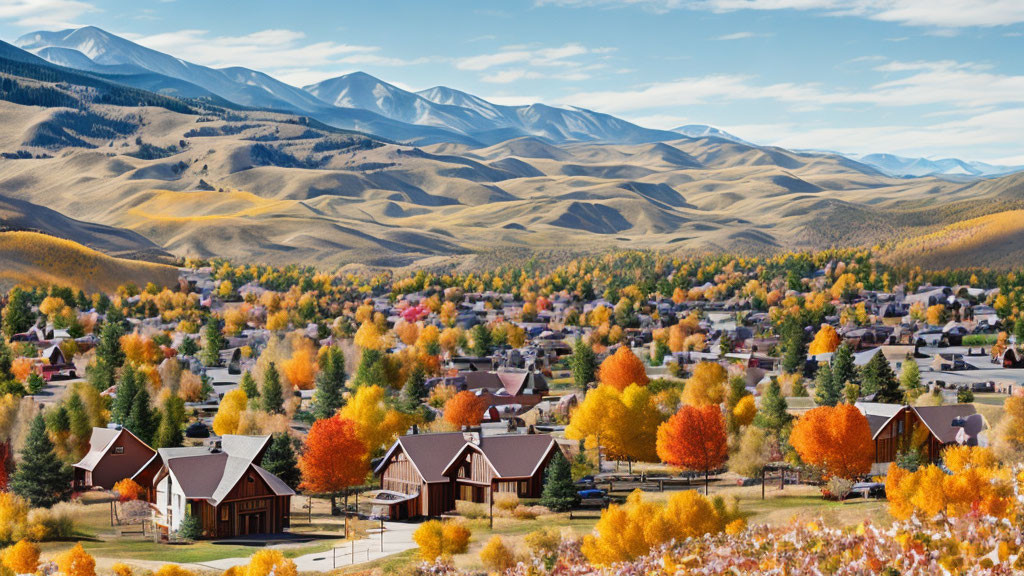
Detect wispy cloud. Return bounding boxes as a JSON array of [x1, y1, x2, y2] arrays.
[[716, 31, 770, 40], [0, 0, 96, 28], [537, 0, 1024, 28], [457, 42, 614, 83]]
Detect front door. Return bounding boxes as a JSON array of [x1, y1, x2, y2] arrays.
[[247, 513, 261, 535]]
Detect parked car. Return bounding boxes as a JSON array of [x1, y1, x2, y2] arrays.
[[577, 488, 606, 499], [850, 482, 885, 499]]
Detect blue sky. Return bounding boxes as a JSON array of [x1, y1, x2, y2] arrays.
[[1, 0, 1023, 162]]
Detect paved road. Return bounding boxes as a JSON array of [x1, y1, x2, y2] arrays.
[[197, 522, 419, 572]]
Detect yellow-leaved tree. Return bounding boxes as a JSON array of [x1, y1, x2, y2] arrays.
[[885, 445, 1012, 520], [57, 543, 95, 576], [682, 362, 726, 407], [581, 489, 741, 565], [337, 385, 414, 456], [212, 388, 248, 436], [808, 324, 841, 355], [566, 384, 661, 467], [413, 520, 471, 561], [1, 539, 39, 574]]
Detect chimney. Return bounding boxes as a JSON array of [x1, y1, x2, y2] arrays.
[[411, 424, 419, 435]]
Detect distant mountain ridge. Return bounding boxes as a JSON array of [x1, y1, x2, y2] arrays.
[[16, 27, 679, 146], [854, 153, 1023, 178]]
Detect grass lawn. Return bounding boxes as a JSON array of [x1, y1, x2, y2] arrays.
[[39, 492, 364, 566]]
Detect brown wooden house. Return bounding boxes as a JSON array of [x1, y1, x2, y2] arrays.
[[73, 426, 156, 490], [132, 435, 294, 538], [375, 432, 560, 518], [856, 402, 985, 466]]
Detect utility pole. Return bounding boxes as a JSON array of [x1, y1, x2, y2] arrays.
[[489, 482, 494, 529]]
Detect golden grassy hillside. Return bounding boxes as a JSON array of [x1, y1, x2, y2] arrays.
[[1, 99, 1022, 268], [0, 231, 179, 292], [886, 210, 1024, 269]]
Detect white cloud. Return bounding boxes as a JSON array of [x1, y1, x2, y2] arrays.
[[537, 0, 1024, 28], [0, 0, 96, 28], [563, 59, 1024, 113], [716, 31, 762, 40], [457, 42, 610, 83]]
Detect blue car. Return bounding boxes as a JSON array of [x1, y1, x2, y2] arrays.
[[577, 488, 606, 499]]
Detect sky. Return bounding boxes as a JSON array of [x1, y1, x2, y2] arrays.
[[1, 0, 1022, 163]]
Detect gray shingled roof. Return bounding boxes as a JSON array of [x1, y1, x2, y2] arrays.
[[157, 435, 292, 505], [379, 432, 557, 483], [479, 434, 555, 478]]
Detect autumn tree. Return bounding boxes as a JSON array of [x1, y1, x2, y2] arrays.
[[657, 405, 728, 494], [213, 388, 248, 436], [243, 550, 297, 576], [808, 324, 841, 355], [112, 478, 144, 502], [337, 385, 412, 455], [598, 346, 649, 391], [480, 536, 516, 572], [1, 288, 33, 339], [581, 489, 740, 565], [993, 395, 1024, 462], [682, 362, 726, 407], [444, 390, 487, 428], [299, 416, 368, 511], [281, 345, 317, 390], [789, 404, 874, 479], [2, 539, 39, 574], [566, 384, 661, 469], [57, 543, 95, 576], [412, 520, 471, 561], [568, 338, 598, 390]]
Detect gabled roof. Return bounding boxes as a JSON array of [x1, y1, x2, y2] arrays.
[[148, 435, 291, 505], [379, 432, 558, 483], [73, 427, 122, 471], [375, 432, 470, 483], [914, 404, 980, 444]]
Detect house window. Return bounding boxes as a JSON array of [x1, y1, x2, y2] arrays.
[[113, 446, 124, 455], [220, 506, 229, 522]]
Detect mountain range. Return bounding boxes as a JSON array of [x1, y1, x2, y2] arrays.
[[2, 28, 1024, 272], [15, 26, 1012, 178]]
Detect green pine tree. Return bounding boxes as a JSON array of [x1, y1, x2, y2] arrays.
[[179, 336, 199, 357], [66, 392, 91, 445], [830, 343, 857, 392], [239, 371, 260, 400], [1, 287, 34, 339], [468, 324, 492, 357], [11, 414, 70, 507], [753, 379, 793, 440], [88, 320, 125, 391], [539, 451, 578, 512], [351, 349, 388, 389], [814, 362, 840, 406], [200, 321, 224, 367], [311, 347, 346, 420], [154, 395, 185, 448], [125, 385, 157, 445], [261, 434, 301, 490], [111, 363, 141, 425], [568, 338, 598, 390], [400, 364, 427, 413], [780, 319, 807, 374], [261, 362, 285, 414], [899, 359, 923, 403], [861, 350, 902, 403]]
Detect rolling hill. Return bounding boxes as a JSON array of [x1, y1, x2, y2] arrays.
[[0, 231, 178, 292]]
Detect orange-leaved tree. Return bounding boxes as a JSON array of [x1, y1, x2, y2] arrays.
[[1, 539, 40, 574], [808, 324, 841, 355], [656, 405, 728, 494], [299, 416, 368, 511], [57, 543, 95, 576], [444, 391, 487, 428], [789, 404, 874, 480], [598, 346, 649, 391], [112, 478, 144, 502]]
